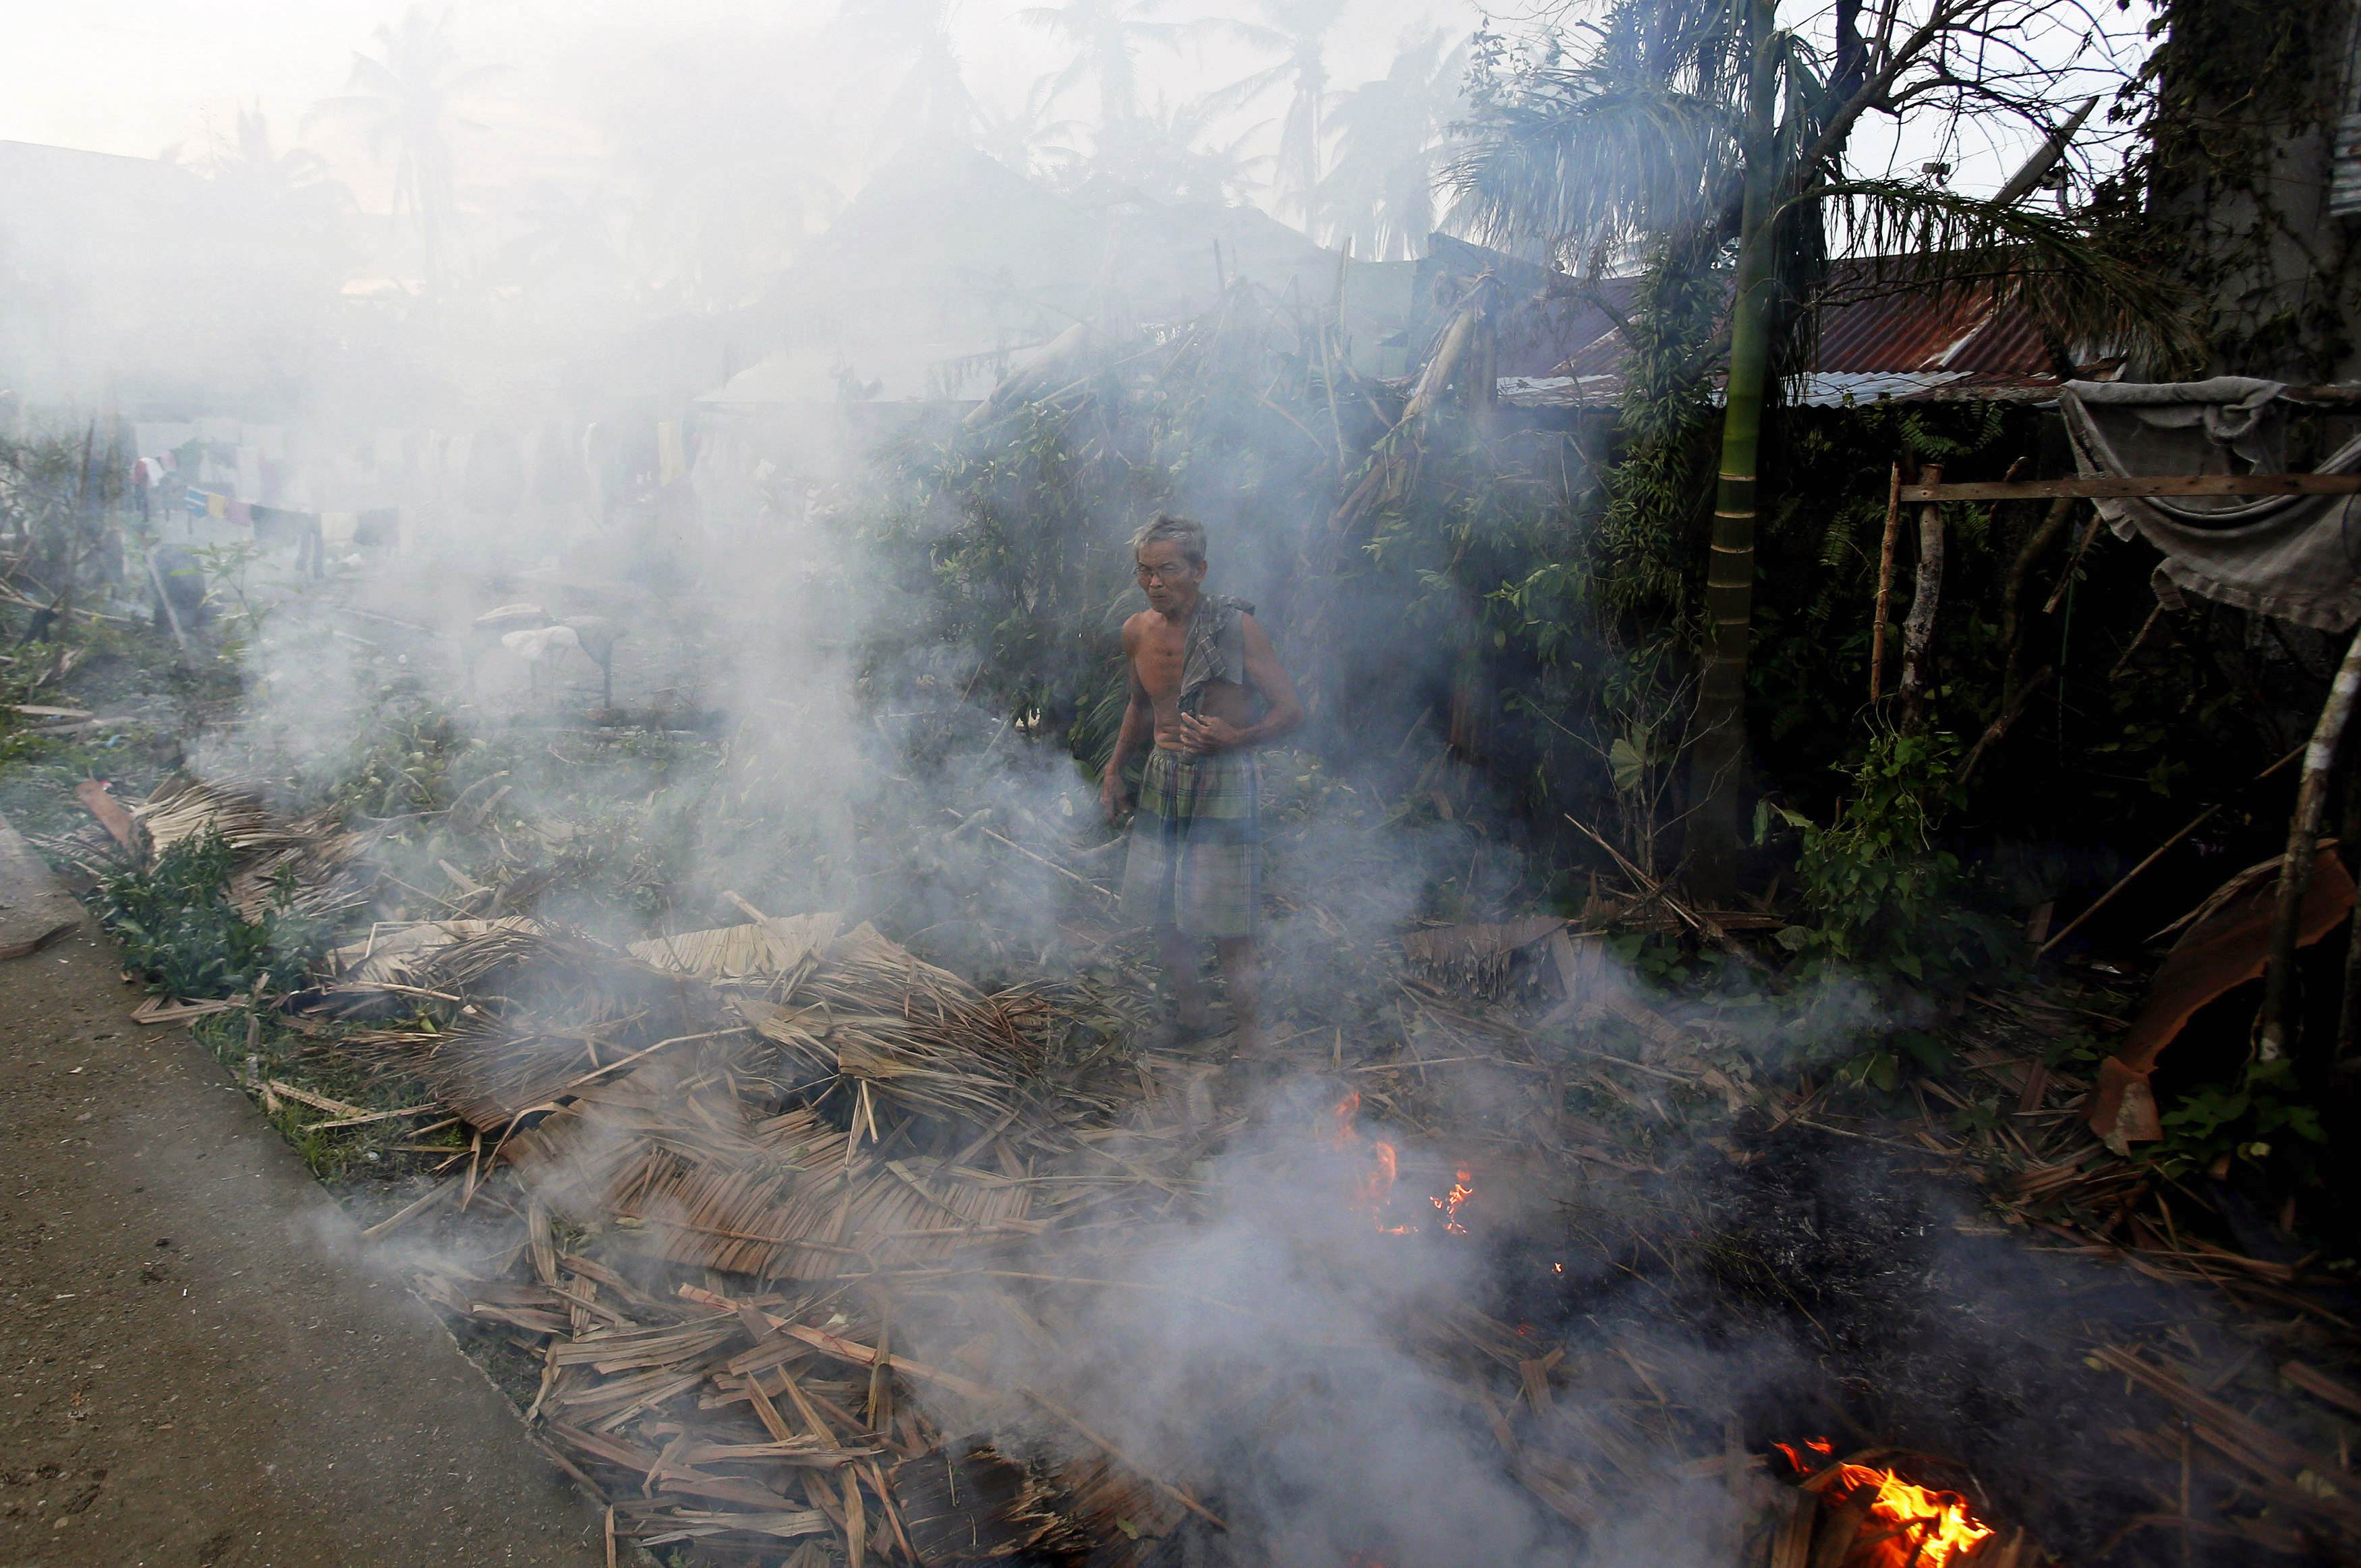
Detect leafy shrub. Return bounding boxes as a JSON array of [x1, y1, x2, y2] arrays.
[[98, 830, 333, 997], [2154, 1057, 2327, 1181], [1767, 726, 2009, 986]]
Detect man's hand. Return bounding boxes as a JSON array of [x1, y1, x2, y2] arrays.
[[1178, 714, 1244, 754], [1100, 760, 1131, 824]]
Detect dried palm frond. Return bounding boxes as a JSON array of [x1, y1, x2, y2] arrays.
[[506, 1069, 1033, 1279], [136, 776, 277, 859], [1054, 1454, 1193, 1568], [891, 1440, 1085, 1562], [404, 1010, 698, 1130], [341, 926, 733, 1125], [1400, 915, 1565, 995], [324, 917, 542, 990], [627, 912, 843, 990], [134, 776, 369, 921], [639, 915, 1050, 1131]]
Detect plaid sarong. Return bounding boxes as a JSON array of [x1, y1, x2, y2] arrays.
[[1120, 746, 1260, 937]]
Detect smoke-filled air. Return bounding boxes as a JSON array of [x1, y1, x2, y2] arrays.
[[7, 4, 2361, 1568]]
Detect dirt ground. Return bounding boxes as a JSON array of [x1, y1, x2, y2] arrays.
[[0, 822, 608, 1568]]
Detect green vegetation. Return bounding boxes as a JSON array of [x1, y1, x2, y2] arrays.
[[98, 831, 335, 998]]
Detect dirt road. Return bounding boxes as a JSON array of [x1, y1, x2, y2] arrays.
[[0, 824, 607, 1567]]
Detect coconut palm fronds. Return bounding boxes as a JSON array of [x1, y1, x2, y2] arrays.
[[133, 776, 370, 921], [506, 1070, 1032, 1279], [892, 1441, 1088, 1563], [637, 915, 1050, 1131], [136, 776, 279, 859], [627, 912, 844, 991], [323, 917, 542, 991]]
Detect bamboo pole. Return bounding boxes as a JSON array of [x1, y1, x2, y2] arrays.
[[2258, 631, 2361, 1062], [1683, 0, 1783, 900], [1870, 460, 1904, 701]]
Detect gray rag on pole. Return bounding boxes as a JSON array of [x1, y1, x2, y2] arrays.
[[2059, 378, 2361, 631]]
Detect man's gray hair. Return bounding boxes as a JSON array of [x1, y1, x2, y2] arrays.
[[1130, 513, 1206, 568]]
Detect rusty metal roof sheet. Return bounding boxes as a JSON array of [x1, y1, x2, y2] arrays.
[[1506, 258, 2063, 395], [1497, 368, 2061, 411], [1811, 274, 2053, 374]]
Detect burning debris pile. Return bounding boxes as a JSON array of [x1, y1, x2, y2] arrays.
[[305, 901, 1599, 1563], [41, 770, 2361, 1566], [1769, 1441, 2003, 1567]]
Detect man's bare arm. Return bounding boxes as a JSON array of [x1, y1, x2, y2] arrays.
[[1101, 624, 1154, 818]]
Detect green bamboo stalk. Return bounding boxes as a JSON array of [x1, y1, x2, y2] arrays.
[[1684, 0, 1782, 900]]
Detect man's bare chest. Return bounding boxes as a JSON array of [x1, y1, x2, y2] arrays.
[[1135, 627, 1187, 694]]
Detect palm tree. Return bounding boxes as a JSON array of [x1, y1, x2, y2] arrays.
[[312, 5, 499, 292], [1319, 29, 1467, 258], [206, 107, 347, 213], [200, 104, 353, 267], [1021, 0, 1188, 131], [1448, 0, 2188, 895], [1206, 0, 1346, 230], [830, 0, 984, 146], [1081, 94, 1271, 206], [974, 77, 1085, 178]]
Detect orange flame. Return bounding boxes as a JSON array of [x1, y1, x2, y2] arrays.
[[1776, 1441, 1993, 1568], [1328, 1091, 1362, 1149], [1328, 1091, 1408, 1232], [1771, 1436, 1836, 1470], [1431, 1168, 1475, 1233], [1326, 1093, 1473, 1236]]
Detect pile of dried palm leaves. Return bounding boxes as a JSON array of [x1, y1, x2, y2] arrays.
[[81, 774, 2308, 1565], [314, 901, 1270, 1561], [309, 894, 1822, 1566], [38, 774, 373, 921]]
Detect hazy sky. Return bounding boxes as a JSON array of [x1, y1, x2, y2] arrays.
[[1, 0, 2144, 221], [1, 0, 1474, 186]]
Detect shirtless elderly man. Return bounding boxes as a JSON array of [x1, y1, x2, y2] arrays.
[[1101, 514, 1303, 1053]]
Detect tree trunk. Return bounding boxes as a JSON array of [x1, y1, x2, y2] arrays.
[[1684, 0, 1782, 901], [1869, 461, 1903, 702], [1899, 466, 1945, 730]]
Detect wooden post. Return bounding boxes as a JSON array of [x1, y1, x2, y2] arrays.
[[2260, 630, 2361, 1062], [1898, 463, 1944, 726], [1869, 460, 1904, 701]]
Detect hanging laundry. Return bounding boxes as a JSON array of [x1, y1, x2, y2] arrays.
[[250, 504, 314, 550], [2062, 378, 2361, 631]]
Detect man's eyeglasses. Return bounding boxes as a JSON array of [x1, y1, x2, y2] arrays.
[[1134, 562, 1193, 584]]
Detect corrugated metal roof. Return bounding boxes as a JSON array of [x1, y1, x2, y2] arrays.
[[1497, 369, 2060, 410], [1812, 269, 2054, 374], [1498, 258, 2066, 395]]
